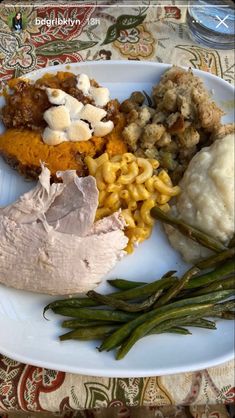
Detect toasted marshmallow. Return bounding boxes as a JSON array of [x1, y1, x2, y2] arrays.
[[44, 105, 71, 130], [76, 73, 90, 96], [80, 104, 107, 126], [64, 95, 84, 119], [67, 120, 93, 142], [94, 120, 114, 137], [42, 127, 67, 145], [90, 87, 110, 107], [46, 88, 83, 118], [43, 74, 113, 145], [46, 88, 67, 105]]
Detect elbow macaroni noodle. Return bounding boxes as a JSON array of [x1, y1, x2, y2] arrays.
[[85, 152, 180, 253]]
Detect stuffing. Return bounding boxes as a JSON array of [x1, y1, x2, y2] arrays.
[[157, 132, 172, 147], [161, 89, 177, 112], [152, 111, 167, 124], [126, 108, 139, 124], [197, 101, 225, 131], [177, 126, 200, 148], [141, 123, 166, 149], [121, 65, 225, 183], [210, 123, 235, 140], [137, 106, 152, 127], [122, 122, 142, 151]]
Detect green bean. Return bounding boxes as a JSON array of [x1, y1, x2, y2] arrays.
[[196, 247, 235, 269], [48, 262, 232, 319], [154, 267, 199, 308], [52, 307, 136, 322], [163, 327, 191, 335], [228, 235, 235, 248], [87, 290, 163, 312], [185, 261, 234, 289], [99, 290, 234, 352], [150, 207, 226, 252], [116, 304, 215, 359], [162, 270, 177, 278], [62, 312, 218, 352], [189, 276, 235, 296], [107, 279, 146, 290], [44, 275, 177, 318], [60, 325, 118, 341], [149, 316, 216, 334], [179, 318, 216, 329], [215, 311, 235, 320], [216, 300, 235, 309], [116, 301, 234, 359], [108, 276, 177, 301], [60, 323, 191, 342], [43, 297, 97, 317], [61, 317, 216, 342], [61, 320, 116, 329]]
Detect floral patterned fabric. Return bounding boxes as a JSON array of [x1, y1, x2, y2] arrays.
[[0, 355, 234, 416], [0, 1, 234, 417]]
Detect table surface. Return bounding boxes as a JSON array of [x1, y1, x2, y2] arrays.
[[0, 1, 234, 417]]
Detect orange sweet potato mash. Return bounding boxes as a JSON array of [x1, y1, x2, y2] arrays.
[[0, 114, 127, 180], [0, 72, 127, 179]]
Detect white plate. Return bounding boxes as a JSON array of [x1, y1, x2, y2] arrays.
[[0, 61, 234, 377]]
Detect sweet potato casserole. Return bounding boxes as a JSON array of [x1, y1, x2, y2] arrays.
[[0, 71, 127, 179]]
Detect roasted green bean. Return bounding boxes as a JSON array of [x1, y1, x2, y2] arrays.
[[87, 289, 163, 312], [189, 276, 235, 296], [108, 276, 177, 301], [150, 207, 226, 252], [196, 247, 235, 269], [60, 323, 191, 342], [228, 235, 235, 248], [154, 267, 199, 308], [214, 311, 235, 320], [185, 261, 234, 289], [116, 304, 213, 359], [44, 275, 177, 318], [99, 290, 234, 352], [61, 319, 116, 329], [177, 317, 216, 329], [43, 297, 97, 318], [60, 325, 118, 341], [107, 279, 146, 290], [53, 307, 136, 322], [116, 300, 234, 359]]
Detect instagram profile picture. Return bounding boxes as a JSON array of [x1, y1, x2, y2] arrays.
[[8, 11, 27, 32], [13, 12, 22, 31]]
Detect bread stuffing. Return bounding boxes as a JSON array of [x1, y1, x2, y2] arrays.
[[121, 65, 225, 183]]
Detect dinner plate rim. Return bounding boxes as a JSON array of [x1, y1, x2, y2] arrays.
[[0, 60, 234, 377], [14, 59, 235, 91], [0, 342, 233, 378]]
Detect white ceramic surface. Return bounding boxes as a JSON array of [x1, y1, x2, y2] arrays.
[[0, 61, 234, 377]]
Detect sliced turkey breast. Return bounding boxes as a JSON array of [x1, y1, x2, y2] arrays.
[[0, 167, 128, 295], [0, 217, 127, 295], [1, 166, 65, 223], [46, 170, 99, 236]]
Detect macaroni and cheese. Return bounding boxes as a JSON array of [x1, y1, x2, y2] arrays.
[[85, 152, 180, 252]]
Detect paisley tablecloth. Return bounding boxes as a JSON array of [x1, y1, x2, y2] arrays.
[[0, 1, 234, 417]]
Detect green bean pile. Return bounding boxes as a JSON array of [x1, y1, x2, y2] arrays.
[[44, 208, 235, 360]]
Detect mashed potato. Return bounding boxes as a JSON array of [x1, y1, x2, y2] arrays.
[[166, 132, 234, 263]]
